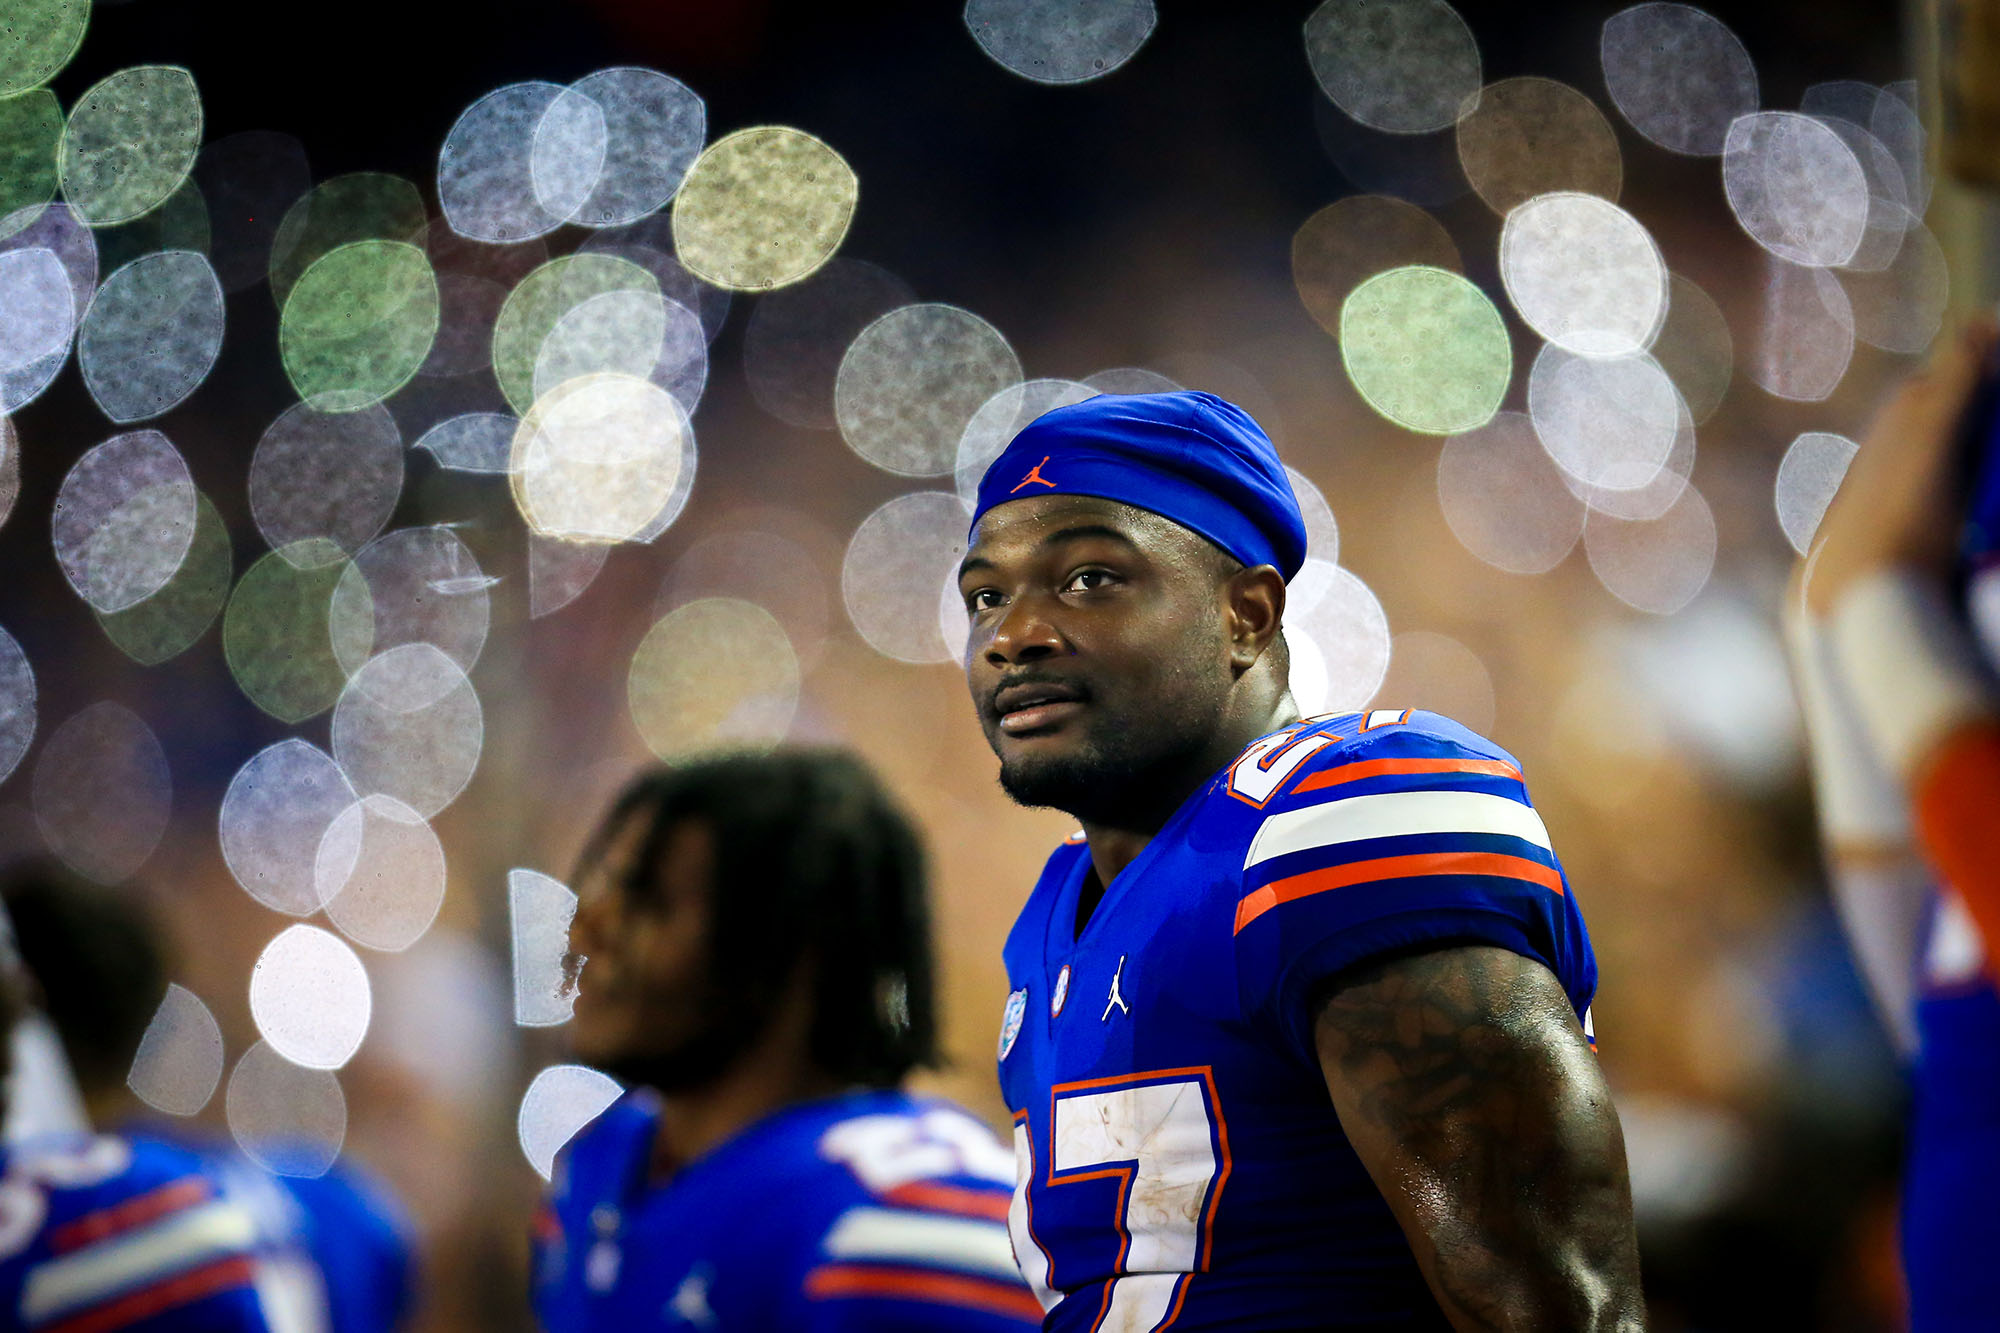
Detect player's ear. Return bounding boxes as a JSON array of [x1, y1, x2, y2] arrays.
[[1224, 565, 1286, 672]]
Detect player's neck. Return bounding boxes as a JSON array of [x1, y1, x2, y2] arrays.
[[1077, 693, 1300, 898], [647, 979, 842, 1182]]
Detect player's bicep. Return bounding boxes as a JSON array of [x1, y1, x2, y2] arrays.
[[1313, 944, 1643, 1333]]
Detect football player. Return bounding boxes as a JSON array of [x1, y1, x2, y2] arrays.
[[1789, 315, 2000, 1329], [0, 861, 415, 1333], [0, 880, 311, 1331], [535, 749, 1042, 1331], [956, 391, 1645, 1329]]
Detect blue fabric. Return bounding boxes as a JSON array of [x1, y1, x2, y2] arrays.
[[970, 391, 1309, 579], [997, 709, 1597, 1329], [533, 1087, 1041, 1331]]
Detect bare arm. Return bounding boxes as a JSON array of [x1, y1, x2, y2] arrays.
[[1314, 944, 1644, 1332]]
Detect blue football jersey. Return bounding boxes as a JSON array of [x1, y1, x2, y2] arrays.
[[997, 709, 1598, 1330], [533, 1086, 1043, 1331], [0, 1133, 290, 1332], [1903, 892, 2000, 1332]]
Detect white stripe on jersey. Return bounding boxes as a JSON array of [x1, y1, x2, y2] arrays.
[[822, 1207, 1022, 1283], [22, 1200, 258, 1324], [1245, 789, 1552, 871], [1363, 710, 1404, 729]]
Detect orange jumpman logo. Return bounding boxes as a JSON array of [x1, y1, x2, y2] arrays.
[[1010, 456, 1058, 493]]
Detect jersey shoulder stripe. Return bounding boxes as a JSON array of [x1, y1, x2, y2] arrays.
[[822, 1206, 1020, 1283], [23, 1197, 260, 1328]]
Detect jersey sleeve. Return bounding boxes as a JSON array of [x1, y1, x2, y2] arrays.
[[802, 1107, 1043, 1331], [2, 1137, 278, 1333], [1230, 714, 1597, 1062]]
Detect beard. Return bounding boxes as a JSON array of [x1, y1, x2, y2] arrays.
[[592, 981, 777, 1095], [997, 709, 1217, 828]]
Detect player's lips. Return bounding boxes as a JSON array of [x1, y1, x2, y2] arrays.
[[992, 679, 1088, 734]]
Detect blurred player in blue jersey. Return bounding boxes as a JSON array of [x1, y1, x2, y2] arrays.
[[0, 863, 415, 1333], [955, 391, 1645, 1330], [0, 883, 300, 1331], [1789, 317, 2000, 1330], [535, 749, 1042, 1331]]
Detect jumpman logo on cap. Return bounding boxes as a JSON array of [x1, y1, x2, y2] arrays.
[[1011, 456, 1058, 492]]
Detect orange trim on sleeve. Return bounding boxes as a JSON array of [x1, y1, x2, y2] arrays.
[[804, 1264, 1044, 1321], [48, 1177, 209, 1253], [882, 1180, 1011, 1223], [1291, 756, 1523, 795], [1914, 720, 2000, 974], [1234, 850, 1565, 934], [45, 1255, 257, 1333]]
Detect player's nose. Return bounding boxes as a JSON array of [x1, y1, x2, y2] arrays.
[[983, 592, 1065, 667]]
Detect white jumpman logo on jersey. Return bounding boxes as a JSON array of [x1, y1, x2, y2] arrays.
[[1102, 954, 1130, 1021], [668, 1266, 718, 1327]]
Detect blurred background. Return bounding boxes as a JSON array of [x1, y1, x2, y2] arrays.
[[0, 0, 1960, 1327]]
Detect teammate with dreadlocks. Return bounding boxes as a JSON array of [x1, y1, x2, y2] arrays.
[[532, 748, 1041, 1331]]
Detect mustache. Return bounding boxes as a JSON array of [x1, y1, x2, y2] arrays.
[[987, 669, 1091, 712]]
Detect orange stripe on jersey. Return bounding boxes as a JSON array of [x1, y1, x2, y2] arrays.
[[1234, 850, 1564, 934], [44, 1255, 257, 1333], [1914, 720, 2000, 975], [882, 1181, 1011, 1223], [49, 1177, 210, 1254], [1292, 755, 1523, 796], [804, 1263, 1043, 1321]]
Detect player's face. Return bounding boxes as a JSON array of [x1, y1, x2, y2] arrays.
[[958, 495, 1240, 821], [566, 813, 725, 1085]]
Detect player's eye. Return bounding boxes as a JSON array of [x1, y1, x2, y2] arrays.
[[1064, 568, 1116, 594], [966, 588, 1004, 613]]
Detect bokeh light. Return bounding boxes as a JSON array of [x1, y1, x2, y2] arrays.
[[221, 739, 358, 918], [1376, 630, 1496, 735], [660, 523, 834, 669], [1722, 113, 1869, 269], [79, 250, 225, 422], [280, 240, 440, 410], [1561, 399, 1694, 521], [528, 535, 609, 618], [1285, 560, 1391, 711], [508, 869, 577, 1028], [96, 177, 209, 275], [1499, 192, 1665, 357], [1456, 77, 1621, 214], [30, 700, 170, 885], [1843, 221, 1947, 355], [331, 643, 484, 819], [837, 303, 1022, 477], [579, 214, 731, 343], [1584, 485, 1717, 615], [964, 0, 1158, 85], [0, 246, 76, 411], [1083, 367, 1179, 395], [1649, 274, 1733, 423], [1340, 265, 1509, 436], [844, 492, 970, 664], [415, 412, 517, 474], [627, 598, 800, 759], [564, 68, 707, 228], [226, 1041, 346, 1178], [1436, 410, 1586, 574], [671, 126, 857, 292], [517, 1064, 621, 1181], [0, 91, 62, 222], [0, 0, 88, 96], [1292, 195, 1461, 339], [316, 794, 448, 952], [222, 542, 352, 724], [59, 66, 203, 226], [52, 428, 197, 615], [95, 490, 230, 665], [1752, 259, 1854, 402], [510, 372, 690, 543], [249, 400, 404, 557], [0, 415, 13, 532], [328, 526, 491, 678], [439, 82, 598, 243], [248, 924, 371, 1071], [1774, 431, 1858, 556], [1528, 344, 1683, 491], [0, 624, 33, 785], [1305, 0, 1481, 135], [1599, 3, 1756, 156], [491, 251, 657, 415], [127, 984, 224, 1117], [269, 173, 427, 306], [1288, 466, 1340, 566]]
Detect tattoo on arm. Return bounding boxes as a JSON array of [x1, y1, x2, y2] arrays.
[[1314, 945, 1646, 1333]]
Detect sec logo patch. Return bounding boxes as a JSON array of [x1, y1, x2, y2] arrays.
[[998, 987, 1028, 1060], [1052, 964, 1071, 1018]]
